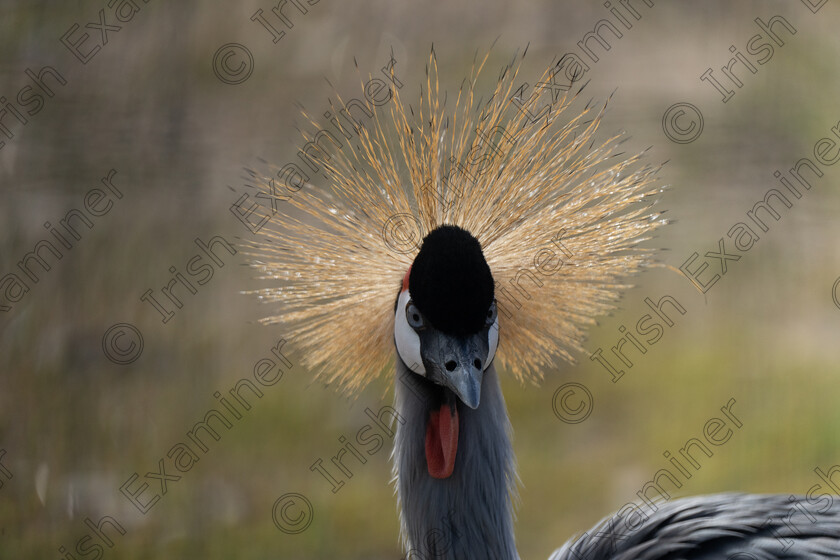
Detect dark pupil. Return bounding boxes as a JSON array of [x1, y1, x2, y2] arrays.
[[412, 314, 420, 322]]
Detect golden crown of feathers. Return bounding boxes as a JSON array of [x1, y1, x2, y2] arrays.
[[243, 50, 666, 394]]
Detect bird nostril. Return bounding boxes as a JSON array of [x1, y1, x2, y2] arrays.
[[473, 359, 481, 369], [445, 360, 457, 372]]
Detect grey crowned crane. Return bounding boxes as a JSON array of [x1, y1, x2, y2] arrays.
[[245, 51, 840, 559]]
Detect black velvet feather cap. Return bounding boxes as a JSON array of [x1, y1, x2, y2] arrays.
[[408, 225, 495, 337]]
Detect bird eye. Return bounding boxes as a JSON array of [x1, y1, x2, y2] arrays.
[[406, 301, 425, 330], [486, 300, 497, 327]]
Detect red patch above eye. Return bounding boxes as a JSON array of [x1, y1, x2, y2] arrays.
[[402, 266, 411, 292]]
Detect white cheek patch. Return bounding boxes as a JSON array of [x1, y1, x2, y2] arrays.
[[486, 315, 499, 369], [394, 289, 426, 375]]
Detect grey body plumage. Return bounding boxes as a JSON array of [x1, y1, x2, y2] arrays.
[[549, 493, 840, 559]]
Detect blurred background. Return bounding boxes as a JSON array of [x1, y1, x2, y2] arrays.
[[1, 0, 839, 558]]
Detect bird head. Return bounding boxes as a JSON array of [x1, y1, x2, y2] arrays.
[[393, 224, 499, 478]]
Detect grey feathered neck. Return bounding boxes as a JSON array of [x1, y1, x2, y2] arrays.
[[392, 359, 519, 559]]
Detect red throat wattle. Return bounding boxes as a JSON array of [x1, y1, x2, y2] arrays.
[[425, 402, 459, 479]]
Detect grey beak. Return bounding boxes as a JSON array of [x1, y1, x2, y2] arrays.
[[446, 361, 482, 409], [420, 330, 487, 409]]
